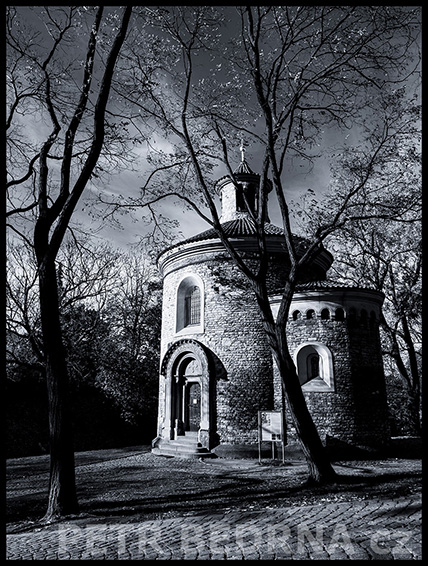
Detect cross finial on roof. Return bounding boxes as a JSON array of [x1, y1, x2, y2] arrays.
[[239, 138, 245, 162]]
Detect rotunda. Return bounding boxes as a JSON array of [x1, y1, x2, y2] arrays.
[[152, 157, 390, 458]]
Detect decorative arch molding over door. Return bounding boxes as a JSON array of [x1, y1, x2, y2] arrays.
[[294, 342, 335, 392], [160, 339, 212, 445]]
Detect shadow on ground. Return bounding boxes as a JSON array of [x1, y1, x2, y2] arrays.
[[6, 438, 422, 529]]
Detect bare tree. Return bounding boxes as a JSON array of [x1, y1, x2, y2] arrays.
[[328, 218, 422, 432], [6, 240, 44, 372], [319, 84, 422, 432], [6, 5, 133, 521], [94, 248, 162, 427], [7, 236, 162, 448], [7, 235, 124, 367], [109, 6, 420, 483]]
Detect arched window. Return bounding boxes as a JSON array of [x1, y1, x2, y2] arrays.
[[321, 308, 330, 320], [295, 343, 334, 392], [306, 309, 316, 320], [348, 307, 357, 326], [176, 275, 204, 334], [236, 184, 246, 212], [369, 311, 376, 329], [185, 286, 201, 326], [360, 309, 368, 326], [335, 308, 345, 321], [292, 310, 302, 321], [309, 353, 320, 379], [236, 182, 256, 214]]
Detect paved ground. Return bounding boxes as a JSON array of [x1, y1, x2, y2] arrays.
[[6, 444, 422, 560]]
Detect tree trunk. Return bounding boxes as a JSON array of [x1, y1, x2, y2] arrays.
[[38, 257, 79, 522], [274, 342, 337, 483], [382, 314, 421, 435], [254, 282, 337, 484], [400, 315, 421, 433]]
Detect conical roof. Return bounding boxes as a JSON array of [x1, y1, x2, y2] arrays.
[[162, 217, 310, 254], [233, 159, 256, 175]]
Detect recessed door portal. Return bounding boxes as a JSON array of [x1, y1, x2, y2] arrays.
[[186, 382, 201, 431], [173, 353, 203, 435], [162, 339, 213, 448]]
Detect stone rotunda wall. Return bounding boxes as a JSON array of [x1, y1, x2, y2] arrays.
[[159, 253, 275, 449], [271, 287, 390, 449]]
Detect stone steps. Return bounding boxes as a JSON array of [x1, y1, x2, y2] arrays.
[[152, 432, 215, 459]]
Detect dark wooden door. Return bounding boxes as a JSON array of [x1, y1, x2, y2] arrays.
[[187, 382, 201, 431]]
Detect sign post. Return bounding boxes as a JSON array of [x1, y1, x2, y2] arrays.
[[258, 410, 286, 463]]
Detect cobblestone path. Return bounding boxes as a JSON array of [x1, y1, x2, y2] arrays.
[[7, 493, 421, 560]]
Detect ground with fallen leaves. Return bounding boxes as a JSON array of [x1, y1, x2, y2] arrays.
[[6, 438, 421, 531]]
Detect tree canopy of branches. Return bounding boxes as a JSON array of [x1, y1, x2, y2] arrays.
[[291, 79, 422, 432]]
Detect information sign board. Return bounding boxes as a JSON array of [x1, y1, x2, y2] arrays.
[[260, 411, 283, 441], [258, 410, 286, 463]]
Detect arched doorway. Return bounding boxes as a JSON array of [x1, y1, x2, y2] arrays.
[[173, 354, 202, 435], [160, 339, 212, 448]]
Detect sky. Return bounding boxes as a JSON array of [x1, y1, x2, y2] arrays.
[[78, 139, 333, 250], [7, 6, 421, 255], [6, 6, 334, 253]]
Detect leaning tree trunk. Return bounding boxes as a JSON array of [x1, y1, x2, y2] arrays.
[[274, 331, 337, 484], [254, 281, 337, 484], [38, 257, 79, 522]]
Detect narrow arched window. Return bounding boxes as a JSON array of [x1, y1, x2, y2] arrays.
[[236, 184, 246, 212], [321, 308, 330, 320], [292, 310, 302, 321], [176, 275, 204, 334], [306, 309, 315, 320], [185, 286, 201, 326], [309, 353, 320, 379], [335, 308, 345, 321]]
